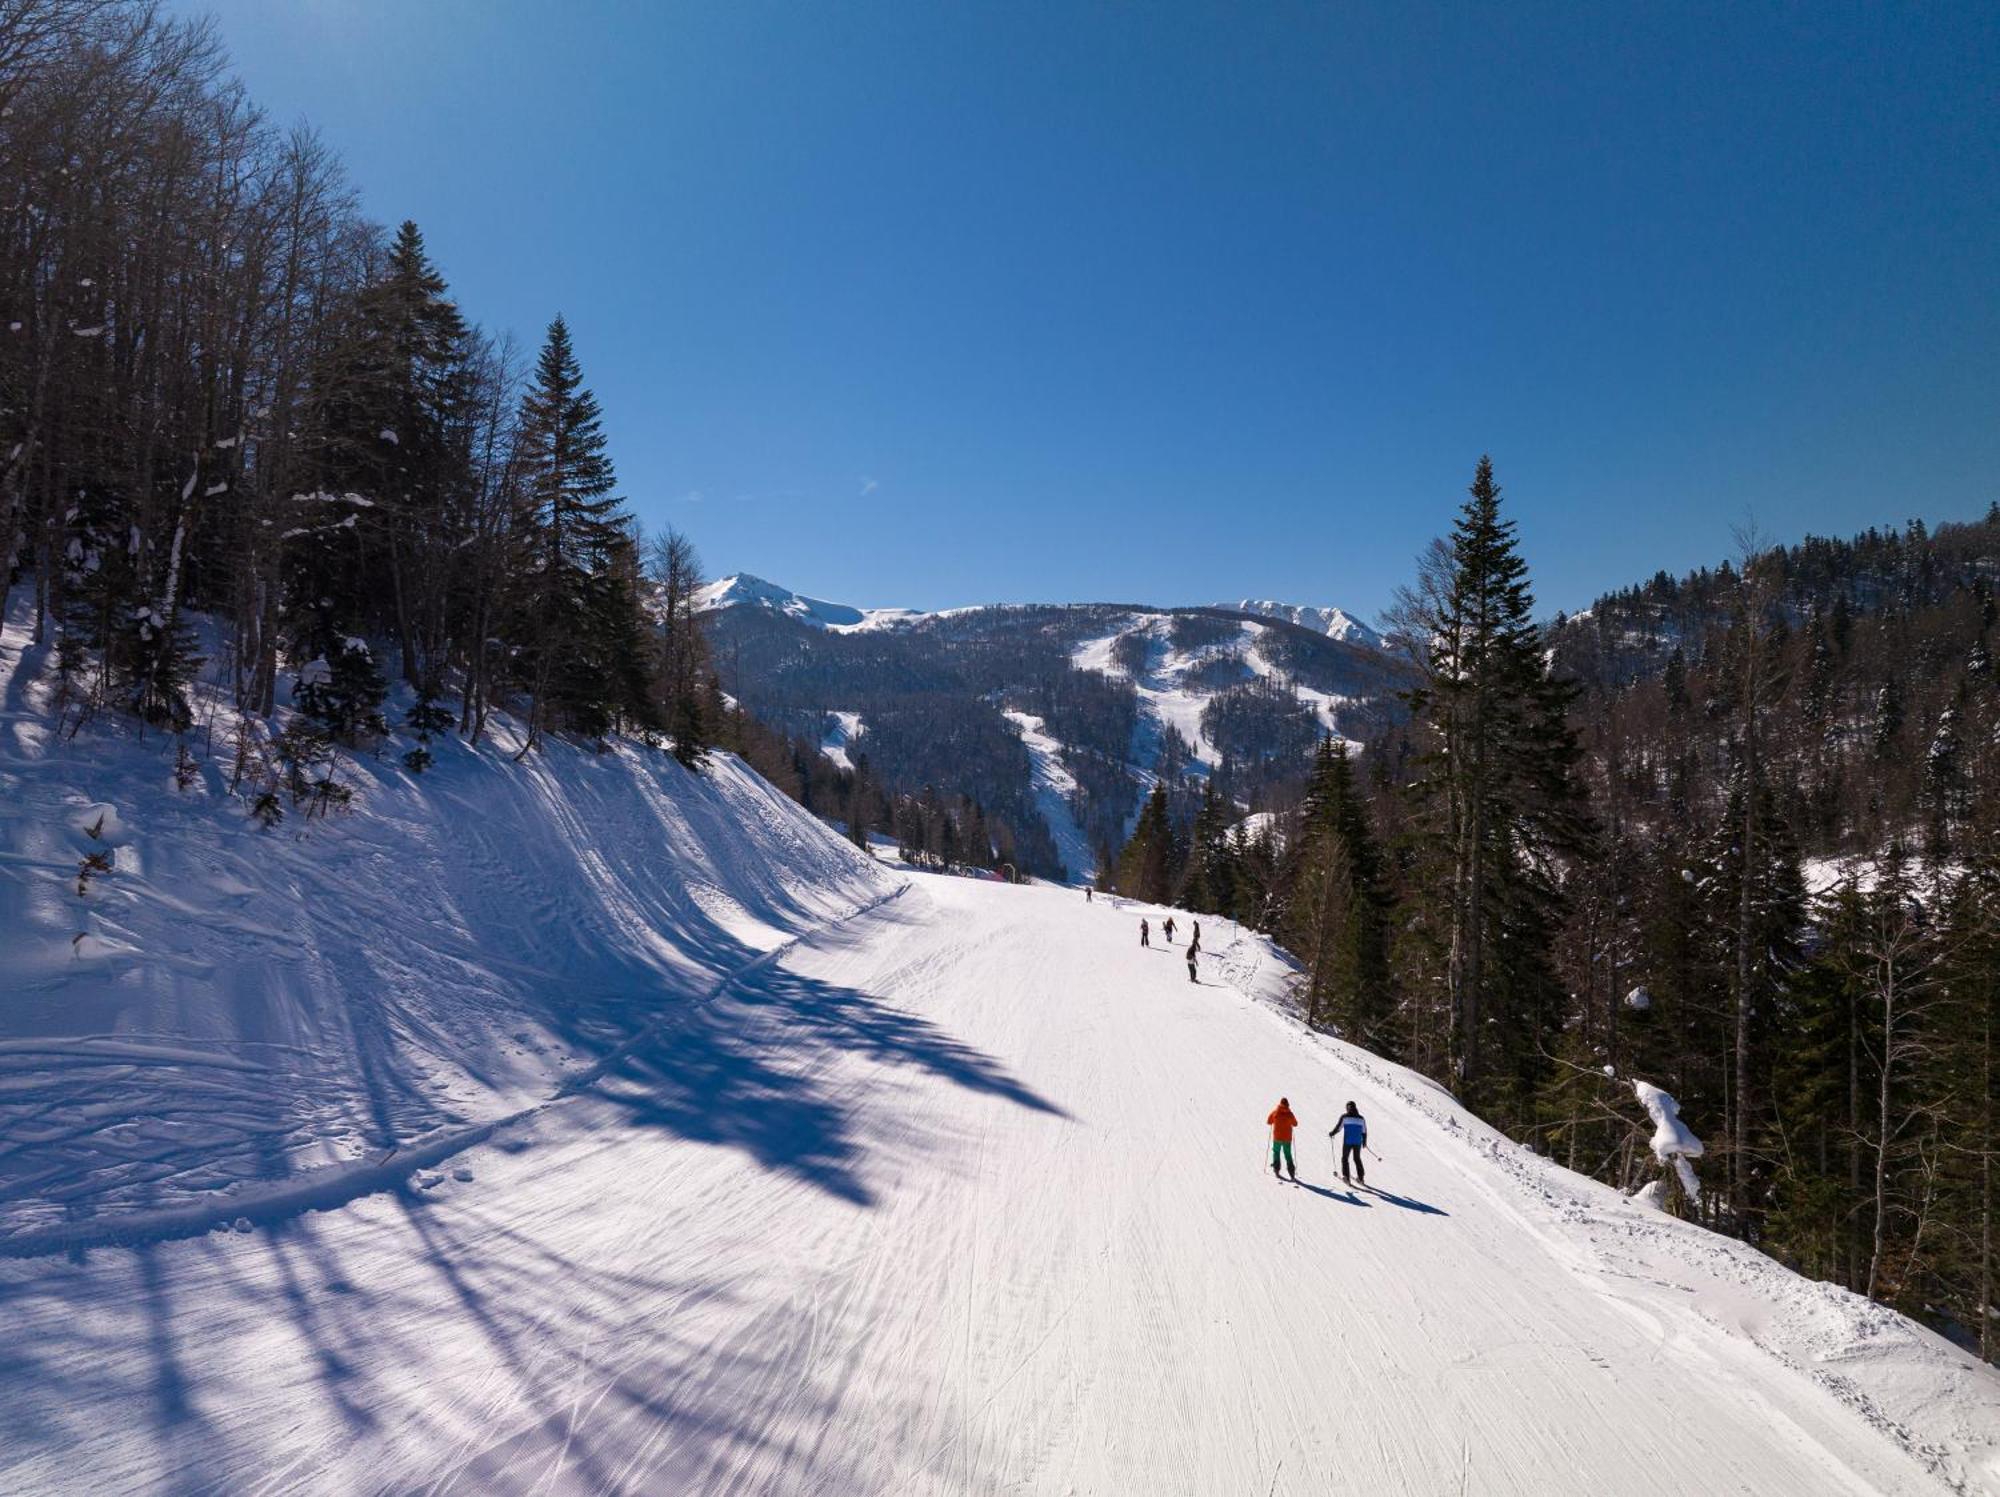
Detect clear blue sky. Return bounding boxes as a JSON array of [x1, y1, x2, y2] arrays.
[[176, 0, 1997, 622]]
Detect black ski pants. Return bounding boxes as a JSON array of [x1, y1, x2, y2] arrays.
[[1340, 1142, 1365, 1184]]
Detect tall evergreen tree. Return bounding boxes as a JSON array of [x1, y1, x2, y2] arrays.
[[309, 219, 476, 688], [510, 316, 635, 743], [1393, 457, 1589, 1111], [1116, 785, 1175, 904], [1281, 737, 1393, 1048]]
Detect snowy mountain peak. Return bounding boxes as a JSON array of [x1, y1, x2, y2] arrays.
[[696, 573, 865, 628], [694, 572, 924, 632], [1226, 599, 1383, 650]]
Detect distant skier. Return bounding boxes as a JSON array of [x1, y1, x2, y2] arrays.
[[1085, 887, 1093, 903], [1139, 918, 1150, 948], [1267, 1097, 1299, 1180], [1186, 947, 1198, 984], [1163, 916, 1176, 944], [1189, 920, 1202, 956], [1332, 1101, 1368, 1186]]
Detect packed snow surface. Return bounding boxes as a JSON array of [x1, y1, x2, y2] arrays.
[[4, 618, 1999, 1494], [0, 599, 894, 1245], [5, 894, 1999, 1490]]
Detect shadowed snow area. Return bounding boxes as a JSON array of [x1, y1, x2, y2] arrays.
[[3, 610, 1999, 1494], [0, 603, 897, 1249]]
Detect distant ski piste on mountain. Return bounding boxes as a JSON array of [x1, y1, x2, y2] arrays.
[[697, 574, 1407, 880]]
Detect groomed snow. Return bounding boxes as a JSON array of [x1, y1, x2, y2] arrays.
[[5, 872, 1999, 1489]]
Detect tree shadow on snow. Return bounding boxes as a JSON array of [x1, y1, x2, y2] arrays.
[[0, 1194, 805, 1493], [571, 948, 1068, 1207]]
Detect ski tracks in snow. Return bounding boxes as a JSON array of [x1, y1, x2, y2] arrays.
[[2, 874, 1998, 1493]]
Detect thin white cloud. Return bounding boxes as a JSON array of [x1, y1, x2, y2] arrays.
[[858, 475, 879, 498]]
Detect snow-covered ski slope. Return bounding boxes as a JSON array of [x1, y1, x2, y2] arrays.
[[4, 616, 1999, 1495], [6, 868, 2000, 1492]]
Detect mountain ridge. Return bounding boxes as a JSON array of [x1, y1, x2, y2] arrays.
[[697, 572, 1388, 653], [701, 581, 1409, 879]]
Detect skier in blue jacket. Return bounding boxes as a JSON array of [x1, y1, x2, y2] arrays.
[[1332, 1101, 1368, 1186]]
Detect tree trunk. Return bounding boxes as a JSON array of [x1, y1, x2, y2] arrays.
[[1867, 955, 1896, 1302], [1735, 648, 1758, 1236], [1982, 1004, 1993, 1361]]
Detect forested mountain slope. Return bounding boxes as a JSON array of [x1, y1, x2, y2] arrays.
[[702, 575, 1406, 878]]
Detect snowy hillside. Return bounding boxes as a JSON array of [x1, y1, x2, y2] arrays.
[[1227, 597, 1385, 649], [0, 602, 895, 1252], [696, 573, 1387, 654]]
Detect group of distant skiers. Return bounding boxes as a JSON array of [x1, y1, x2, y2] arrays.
[[1135, 912, 1201, 982], [1093, 889, 1377, 1187]]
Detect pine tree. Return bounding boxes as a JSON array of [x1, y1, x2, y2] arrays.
[[310, 219, 477, 687], [648, 526, 715, 770], [1281, 738, 1393, 1047], [1923, 686, 1969, 859], [1392, 457, 1590, 1111], [1934, 855, 2000, 1362], [849, 756, 873, 850], [511, 316, 637, 743], [1116, 785, 1175, 904], [1701, 757, 1807, 1233], [1176, 782, 1237, 916]]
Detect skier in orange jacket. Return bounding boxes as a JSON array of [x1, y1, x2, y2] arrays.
[[1267, 1098, 1299, 1180]]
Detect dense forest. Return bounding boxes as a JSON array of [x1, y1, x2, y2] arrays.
[[1107, 468, 2000, 1361], [1, 0, 718, 804]]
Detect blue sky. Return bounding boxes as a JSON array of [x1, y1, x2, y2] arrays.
[[177, 1, 1997, 621]]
